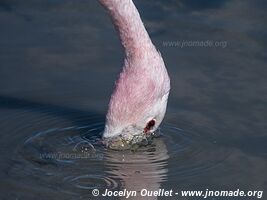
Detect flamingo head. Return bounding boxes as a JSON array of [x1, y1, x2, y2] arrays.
[[102, 52, 170, 150]]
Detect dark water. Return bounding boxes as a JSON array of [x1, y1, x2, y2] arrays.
[[0, 0, 266, 200]]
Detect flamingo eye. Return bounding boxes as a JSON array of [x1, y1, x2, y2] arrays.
[[144, 119, 155, 133]]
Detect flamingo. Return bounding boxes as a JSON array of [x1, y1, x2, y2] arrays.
[[99, 0, 170, 149]]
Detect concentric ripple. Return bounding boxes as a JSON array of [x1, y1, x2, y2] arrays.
[[1, 107, 231, 199], [161, 122, 232, 179]]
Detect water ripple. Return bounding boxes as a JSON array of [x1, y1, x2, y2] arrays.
[[3, 113, 232, 198]]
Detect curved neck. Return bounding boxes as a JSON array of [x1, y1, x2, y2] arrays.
[[99, 0, 154, 58]]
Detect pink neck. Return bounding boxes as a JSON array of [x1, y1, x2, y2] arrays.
[[99, 0, 154, 58]]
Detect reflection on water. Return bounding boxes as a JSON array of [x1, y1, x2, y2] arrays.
[[1, 111, 234, 200], [16, 118, 171, 200], [105, 139, 169, 200], [0, 0, 267, 199]]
